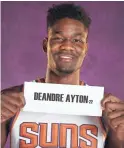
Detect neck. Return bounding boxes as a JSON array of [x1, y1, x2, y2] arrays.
[[45, 68, 81, 85]]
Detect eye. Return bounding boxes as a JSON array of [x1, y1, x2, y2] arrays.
[[52, 37, 64, 42], [73, 38, 83, 43]]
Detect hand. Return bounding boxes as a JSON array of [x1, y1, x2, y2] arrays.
[[1, 85, 25, 123], [101, 93, 124, 141]]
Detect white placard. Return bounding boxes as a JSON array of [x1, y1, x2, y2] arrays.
[[23, 82, 104, 116]]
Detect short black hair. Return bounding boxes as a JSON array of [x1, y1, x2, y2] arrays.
[[47, 3, 91, 29]]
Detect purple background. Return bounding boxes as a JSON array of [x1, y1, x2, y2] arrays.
[[1, 1, 124, 147]]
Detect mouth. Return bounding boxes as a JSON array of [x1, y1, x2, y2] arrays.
[[60, 55, 72, 59], [58, 54, 73, 61]]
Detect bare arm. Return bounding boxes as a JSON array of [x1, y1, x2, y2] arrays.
[[1, 85, 25, 147], [1, 121, 8, 148], [105, 129, 124, 148]]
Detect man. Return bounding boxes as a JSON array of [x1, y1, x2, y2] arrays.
[[1, 3, 124, 148]]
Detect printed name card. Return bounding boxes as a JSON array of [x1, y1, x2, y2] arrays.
[[23, 82, 104, 116]]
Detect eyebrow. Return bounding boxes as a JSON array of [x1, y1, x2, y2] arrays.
[[52, 30, 85, 37], [52, 30, 62, 35], [73, 33, 85, 37]]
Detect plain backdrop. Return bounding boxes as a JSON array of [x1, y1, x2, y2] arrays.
[[1, 1, 124, 147]]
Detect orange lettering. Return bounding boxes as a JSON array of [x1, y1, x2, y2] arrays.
[[19, 122, 38, 148], [79, 124, 98, 148], [39, 123, 58, 147], [60, 124, 78, 148], [19, 122, 99, 148]]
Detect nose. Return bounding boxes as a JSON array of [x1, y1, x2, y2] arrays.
[[60, 38, 74, 51]]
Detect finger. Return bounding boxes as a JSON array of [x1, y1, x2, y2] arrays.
[[13, 92, 25, 107], [11, 92, 24, 100], [19, 92, 25, 105], [1, 114, 13, 123], [1, 107, 14, 118], [2, 91, 22, 97], [101, 94, 121, 108], [108, 110, 124, 119], [116, 124, 124, 141], [1, 107, 15, 122], [105, 102, 124, 112], [1, 99, 18, 114], [110, 115, 124, 127], [12, 92, 25, 107], [1, 115, 8, 123], [2, 93, 24, 107]]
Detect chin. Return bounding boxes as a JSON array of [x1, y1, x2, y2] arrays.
[[56, 67, 75, 75]]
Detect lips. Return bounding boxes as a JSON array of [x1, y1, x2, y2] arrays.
[[53, 51, 77, 62], [58, 54, 74, 61], [59, 55, 72, 59]]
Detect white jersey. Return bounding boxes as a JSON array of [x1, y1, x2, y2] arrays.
[[10, 79, 106, 148]]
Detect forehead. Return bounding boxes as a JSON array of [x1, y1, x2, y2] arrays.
[[48, 18, 88, 36]]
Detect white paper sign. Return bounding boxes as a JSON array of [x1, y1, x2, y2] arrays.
[[23, 82, 104, 116]]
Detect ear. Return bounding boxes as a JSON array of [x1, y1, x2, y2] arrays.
[[42, 37, 48, 53]]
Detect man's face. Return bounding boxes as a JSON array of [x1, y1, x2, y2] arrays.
[[46, 18, 88, 75]]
